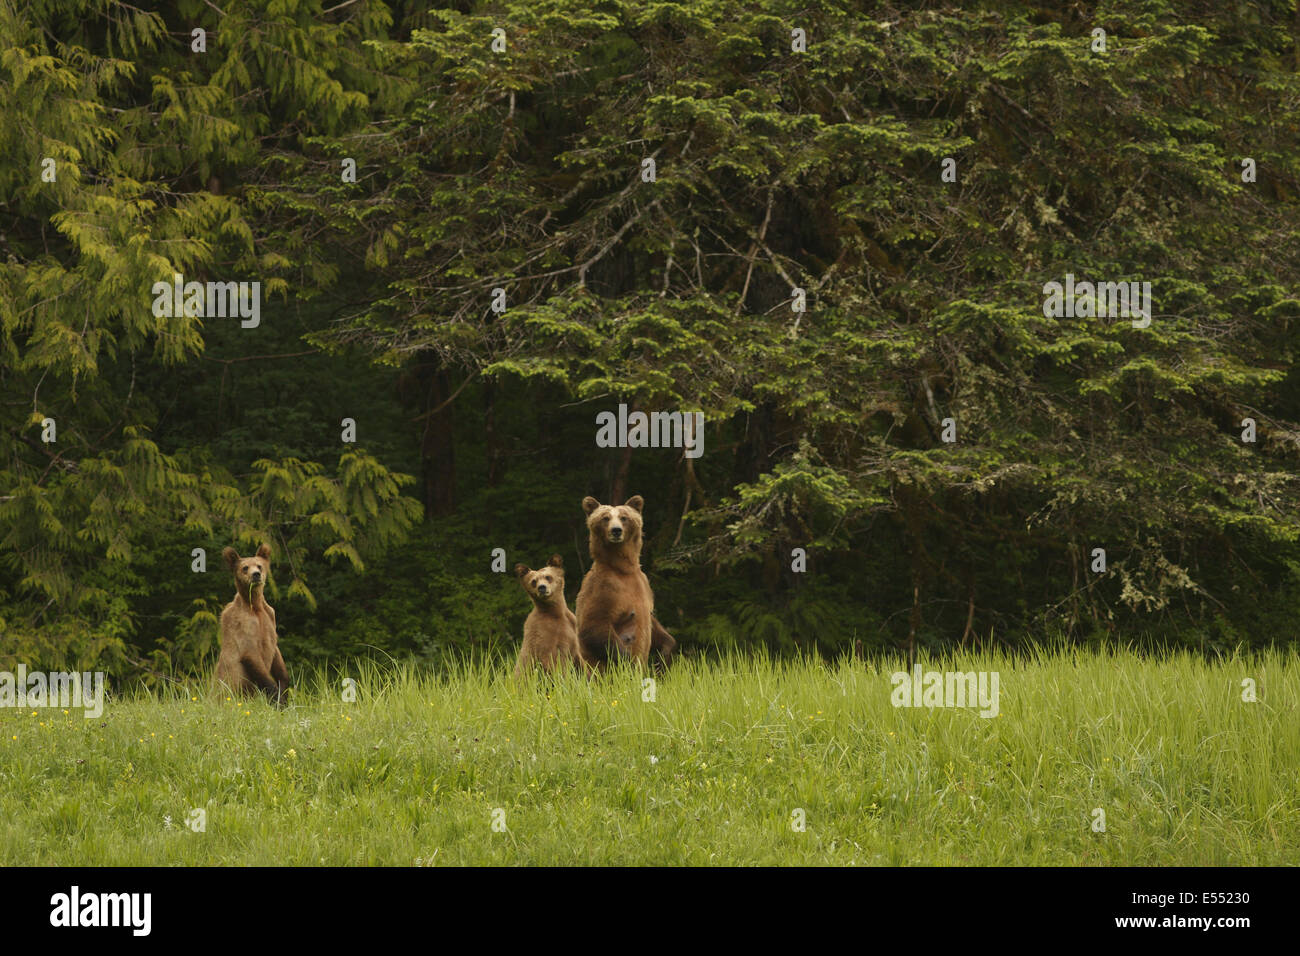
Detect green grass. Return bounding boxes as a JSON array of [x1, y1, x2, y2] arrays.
[[2, 647, 1296, 865]]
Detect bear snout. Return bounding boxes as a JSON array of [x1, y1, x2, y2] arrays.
[[536, 584, 548, 595], [608, 526, 624, 540]]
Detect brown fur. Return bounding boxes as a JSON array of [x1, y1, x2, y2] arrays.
[[514, 555, 580, 677], [214, 543, 290, 707], [574, 495, 677, 671]]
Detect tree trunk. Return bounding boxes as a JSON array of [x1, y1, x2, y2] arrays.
[[898, 488, 928, 669], [908, 584, 921, 671], [484, 380, 502, 487], [610, 399, 638, 503], [736, 402, 775, 484], [961, 567, 976, 648], [610, 440, 634, 505], [418, 360, 456, 518]]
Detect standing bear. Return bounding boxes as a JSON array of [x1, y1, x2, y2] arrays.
[[514, 554, 581, 677], [214, 543, 290, 707], [575, 495, 677, 671]]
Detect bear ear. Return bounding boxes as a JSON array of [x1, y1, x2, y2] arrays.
[[514, 564, 529, 579], [256, 542, 272, 561], [222, 547, 240, 571], [624, 495, 644, 513], [582, 496, 601, 515], [547, 554, 564, 569]]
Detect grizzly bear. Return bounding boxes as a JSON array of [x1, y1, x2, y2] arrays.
[[574, 495, 677, 671], [214, 543, 290, 707], [514, 554, 581, 677]]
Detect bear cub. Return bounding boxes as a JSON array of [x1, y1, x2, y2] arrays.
[[214, 542, 290, 707], [514, 554, 580, 677]]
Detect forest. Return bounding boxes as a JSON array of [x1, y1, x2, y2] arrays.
[[3, 0, 1299, 682]]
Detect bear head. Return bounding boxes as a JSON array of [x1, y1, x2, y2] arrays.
[[583, 495, 644, 557], [223, 542, 272, 598], [515, 554, 566, 607]]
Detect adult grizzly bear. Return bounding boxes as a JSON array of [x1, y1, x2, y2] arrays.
[[575, 495, 677, 671], [514, 554, 580, 677], [214, 543, 290, 707]]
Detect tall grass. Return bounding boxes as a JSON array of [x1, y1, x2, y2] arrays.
[[1, 647, 1295, 864]]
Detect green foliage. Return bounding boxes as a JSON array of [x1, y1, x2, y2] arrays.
[[3, 2, 1299, 675], [1, 0, 422, 673]]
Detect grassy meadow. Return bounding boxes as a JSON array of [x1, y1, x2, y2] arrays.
[[2, 648, 1296, 865]]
